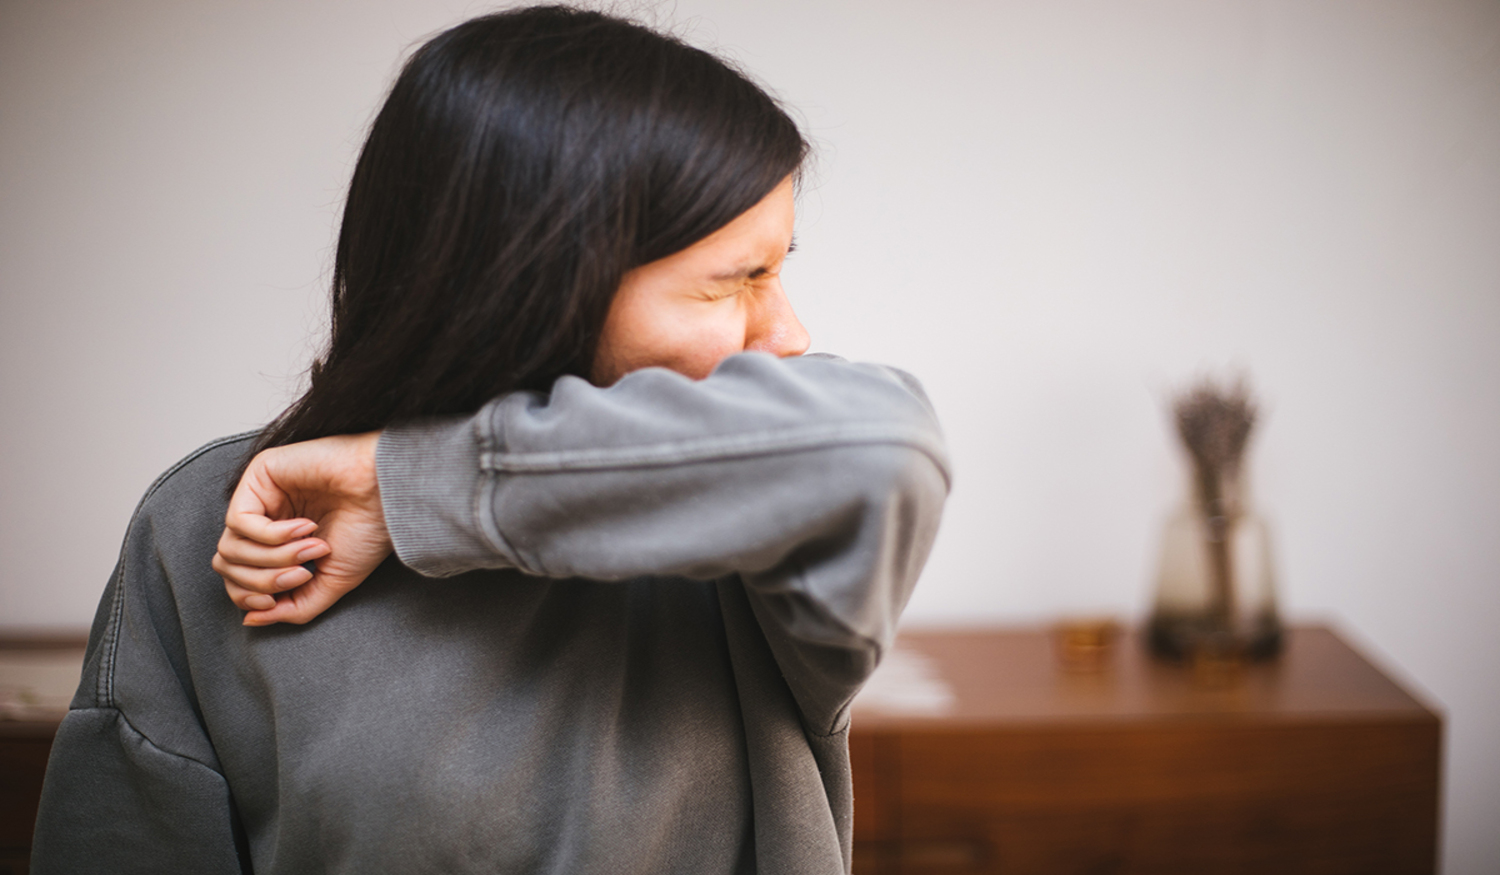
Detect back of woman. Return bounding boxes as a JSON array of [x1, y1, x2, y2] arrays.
[[31, 7, 949, 874]]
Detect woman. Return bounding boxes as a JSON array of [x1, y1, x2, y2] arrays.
[[33, 7, 948, 874]]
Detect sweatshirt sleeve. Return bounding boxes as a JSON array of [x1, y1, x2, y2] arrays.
[[376, 351, 950, 733]]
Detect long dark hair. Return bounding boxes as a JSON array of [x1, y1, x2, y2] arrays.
[[236, 5, 807, 482]]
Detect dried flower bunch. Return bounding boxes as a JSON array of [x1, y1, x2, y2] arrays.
[[1175, 378, 1257, 480], [1173, 377, 1258, 630], [1174, 377, 1257, 516]]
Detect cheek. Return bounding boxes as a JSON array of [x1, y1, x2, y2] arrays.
[[658, 307, 748, 378], [595, 297, 748, 382]]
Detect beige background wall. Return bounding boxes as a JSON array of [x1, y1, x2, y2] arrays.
[[2, 0, 1496, 870]]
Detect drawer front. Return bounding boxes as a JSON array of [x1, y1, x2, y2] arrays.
[[0, 736, 54, 862], [853, 721, 1439, 875]]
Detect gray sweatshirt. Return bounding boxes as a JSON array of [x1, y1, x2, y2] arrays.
[[32, 352, 949, 875]]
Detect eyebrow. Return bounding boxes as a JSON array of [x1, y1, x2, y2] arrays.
[[710, 236, 797, 282]]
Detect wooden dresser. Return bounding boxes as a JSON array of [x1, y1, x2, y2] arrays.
[[848, 625, 1441, 875], [0, 635, 85, 875]]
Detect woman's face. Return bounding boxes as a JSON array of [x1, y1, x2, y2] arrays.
[[590, 177, 809, 385]]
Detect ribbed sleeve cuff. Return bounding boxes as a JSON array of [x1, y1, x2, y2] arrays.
[[377, 415, 509, 577]]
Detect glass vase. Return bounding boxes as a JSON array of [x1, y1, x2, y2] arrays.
[[1146, 471, 1282, 662]]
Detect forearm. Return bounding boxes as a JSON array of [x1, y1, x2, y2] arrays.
[[377, 352, 950, 585]]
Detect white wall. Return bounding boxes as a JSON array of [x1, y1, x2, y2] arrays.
[[2, 0, 1496, 870]]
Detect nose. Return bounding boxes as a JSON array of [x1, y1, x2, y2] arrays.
[[746, 280, 811, 358]]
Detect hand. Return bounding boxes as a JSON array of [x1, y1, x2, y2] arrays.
[[213, 431, 392, 626]]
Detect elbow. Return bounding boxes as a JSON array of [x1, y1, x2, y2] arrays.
[[873, 440, 950, 567], [849, 438, 951, 586], [854, 431, 951, 515]]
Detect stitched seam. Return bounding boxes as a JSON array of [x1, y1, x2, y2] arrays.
[[82, 705, 229, 776], [474, 468, 537, 574], [97, 567, 124, 706], [481, 422, 948, 479], [100, 431, 260, 709], [473, 403, 537, 574]]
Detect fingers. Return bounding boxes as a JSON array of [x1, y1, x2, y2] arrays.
[[226, 512, 318, 547], [216, 551, 313, 593], [241, 574, 355, 627], [214, 528, 325, 587], [219, 434, 390, 627], [217, 527, 329, 570], [218, 555, 313, 607], [223, 579, 280, 613], [225, 454, 320, 544]]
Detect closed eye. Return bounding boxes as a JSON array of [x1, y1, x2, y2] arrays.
[[708, 236, 797, 284]]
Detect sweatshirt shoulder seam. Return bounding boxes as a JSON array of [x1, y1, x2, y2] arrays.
[[69, 705, 229, 776]]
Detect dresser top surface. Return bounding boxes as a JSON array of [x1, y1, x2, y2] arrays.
[[850, 625, 1437, 729]]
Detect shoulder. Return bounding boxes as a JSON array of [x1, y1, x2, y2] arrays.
[[113, 430, 267, 611], [72, 432, 260, 713], [117, 429, 263, 583], [132, 431, 259, 522], [124, 431, 262, 591]]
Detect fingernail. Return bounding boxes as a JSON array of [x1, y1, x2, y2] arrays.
[[276, 567, 311, 588], [290, 521, 317, 538], [296, 544, 327, 562], [247, 594, 276, 611]]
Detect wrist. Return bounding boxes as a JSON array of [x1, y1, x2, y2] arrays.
[[376, 417, 501, 577]]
